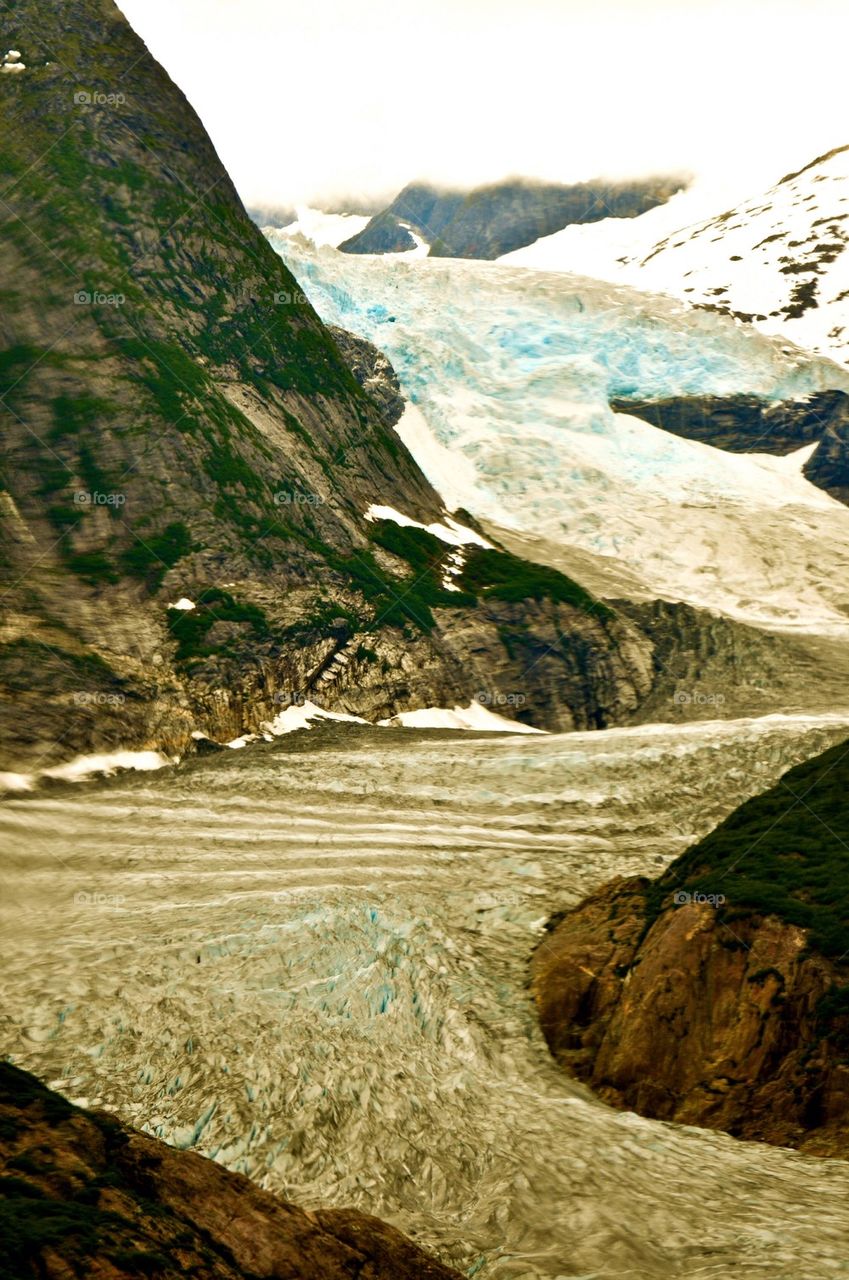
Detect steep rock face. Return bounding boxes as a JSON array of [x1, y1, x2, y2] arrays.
[[531, 740, 849, 1154], [611, 391, 849, 503], [340, 177, 685, 260], [338, 209, 422, 255], [0, 0, 675, 772], [338, 183, 465, 254], [531, 880, 849, 1154], [615, 598, 833, 723], [0, 1063, 462, 1279], [326, 326, 405, 428]]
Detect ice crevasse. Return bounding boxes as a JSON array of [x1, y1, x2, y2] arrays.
[[270, 236, 849, 634]]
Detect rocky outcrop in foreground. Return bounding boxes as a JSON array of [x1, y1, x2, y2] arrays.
[[531, 739, 849, 1155], [0, 1062, 461, 1279]]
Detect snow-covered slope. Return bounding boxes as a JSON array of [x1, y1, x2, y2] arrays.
[[262, 205, 371, 249], [499, 179, 754, 280], [269, 235, 849, 633], [630, 145, 849, 362], [502, 147, 849, 365]]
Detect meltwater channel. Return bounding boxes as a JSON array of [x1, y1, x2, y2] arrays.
[[4, 715, 849, 1279]]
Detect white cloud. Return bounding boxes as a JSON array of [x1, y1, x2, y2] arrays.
[[119, 0, 849, 206]]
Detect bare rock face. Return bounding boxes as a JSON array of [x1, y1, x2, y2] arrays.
[[326, 327, 406, 429], [0, 1062, 462, 1279], [531, 741, 849, 1156]]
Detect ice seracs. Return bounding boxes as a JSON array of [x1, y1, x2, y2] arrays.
[[271, 235, 849, 634]]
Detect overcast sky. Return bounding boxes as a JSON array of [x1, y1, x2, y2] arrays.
[[119, 0, 849, 209]]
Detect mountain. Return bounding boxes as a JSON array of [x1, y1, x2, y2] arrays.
[[502, 146, 849, 366], [531, 738, 849, 1155], [624, 145, 849, 363], [495, 149, 849, 499], [339, 175, 686, 260], [0, 0, 694, 775], [0, 1061, 461, 1279]]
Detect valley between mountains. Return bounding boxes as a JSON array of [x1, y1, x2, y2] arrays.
[[4, 0, 849, 1277]]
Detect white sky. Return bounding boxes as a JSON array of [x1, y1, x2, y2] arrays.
[[119, 0, 849, 209]]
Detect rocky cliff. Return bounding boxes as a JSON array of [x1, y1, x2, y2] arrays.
[[0, 1062, 461, 1279], [0, 0, 677, 773], [340, 176, 685, 260], [531, 738, 849, 1155]]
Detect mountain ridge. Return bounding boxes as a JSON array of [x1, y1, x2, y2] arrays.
[[0, 0, 685, 773], [339, 174, 686, 259]]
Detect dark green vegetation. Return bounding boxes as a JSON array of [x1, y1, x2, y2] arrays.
[[265, 520, 610, 644], [361, 521, 608, 633], [167, 590, 270, 660], [655, 738, 849, 958], [459, 548, 611, 616]]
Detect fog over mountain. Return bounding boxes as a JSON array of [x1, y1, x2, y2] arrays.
[[119, 0, 848, 209]]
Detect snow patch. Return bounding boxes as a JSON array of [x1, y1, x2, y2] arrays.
[[168, 597, 196, 611], [501, 149, 849, 366], [365, 504, 493, 549], [378, 702, 546, 733], [41, 750, 172, 783], [267, 700, 370, 736]]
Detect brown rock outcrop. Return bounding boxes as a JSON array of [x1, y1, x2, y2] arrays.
[[531, 878, 849, 1155], [0, 1062, 462, 1279]]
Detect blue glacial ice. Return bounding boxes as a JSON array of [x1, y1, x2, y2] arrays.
[[270, 238, 849, 633]]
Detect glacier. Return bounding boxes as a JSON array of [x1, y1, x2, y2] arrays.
[[269, 234, 849, 633], [7, 714, 849, 1277]]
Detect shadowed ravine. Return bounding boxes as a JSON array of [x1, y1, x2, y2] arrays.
[[4, 716, 849, 1278]]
